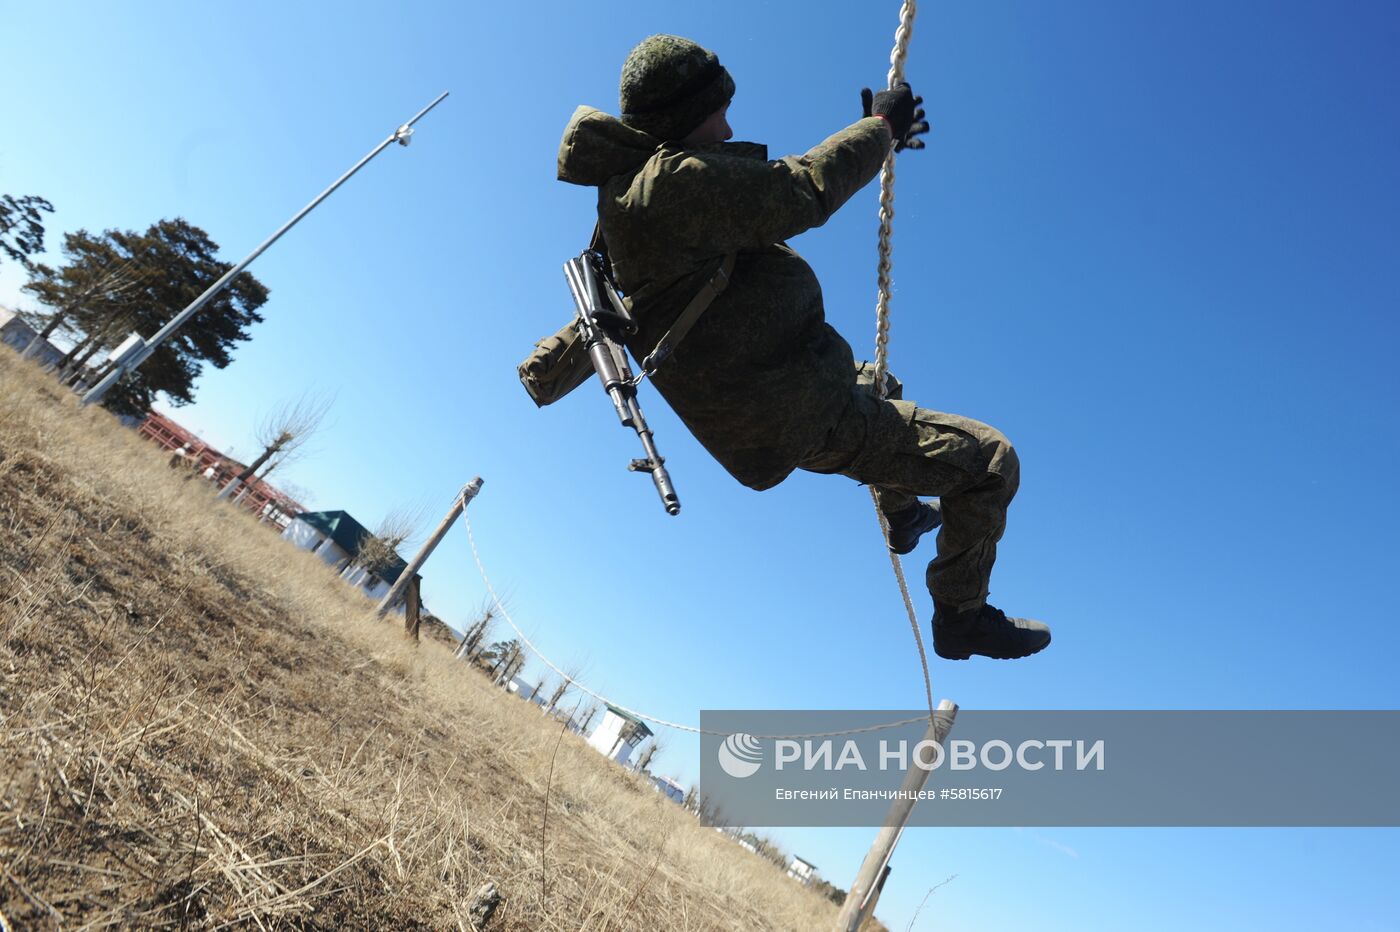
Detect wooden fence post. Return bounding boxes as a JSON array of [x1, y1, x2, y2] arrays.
[[404, 576, 422, 640], [834, 699, 958, 932], [375, 476, 483, 617], [855, 864, 893, 931]]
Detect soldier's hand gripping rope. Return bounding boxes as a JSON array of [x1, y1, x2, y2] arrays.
[[563, 250, 681, 515], [860, 82, 929, 151]]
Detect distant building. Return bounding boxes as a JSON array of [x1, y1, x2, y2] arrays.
[[282, 510, 419, 604], [649, 774, 686, 805], [0, 306, 62, 367], [137, 411, 304, 528], [506, 675, 543, 703], [587, 705, 653, 766], [787, 855, 818, 886]]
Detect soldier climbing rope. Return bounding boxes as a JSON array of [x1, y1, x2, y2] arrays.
[[501, 4, 961, 924], [493, 0, 948, 740]]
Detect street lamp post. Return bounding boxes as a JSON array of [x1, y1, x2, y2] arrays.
[[80, 90, 450, 406]]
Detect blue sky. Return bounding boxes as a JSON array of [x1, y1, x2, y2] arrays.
[[4, 1, 1398, 928]]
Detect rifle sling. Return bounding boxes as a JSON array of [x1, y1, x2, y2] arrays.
[[640, 252, 736, 373]]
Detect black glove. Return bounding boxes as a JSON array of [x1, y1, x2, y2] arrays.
[[860, 83, 929, 151]]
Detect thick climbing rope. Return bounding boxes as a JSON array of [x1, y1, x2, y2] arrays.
[[871, 1, 916, 394], [867, 0, 939, 726]]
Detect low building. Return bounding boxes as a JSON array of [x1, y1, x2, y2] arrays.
[[787, 855, 818, 886], [138, 411, 304, 528], [649, 774, 686, 805], [586, 705, 653, 767], [0, 306, 62, 367], [282, 510, 419, 604], [506, 675, 543, 703]]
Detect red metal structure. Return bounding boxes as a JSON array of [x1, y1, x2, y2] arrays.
[[138, 411, 306, 528]]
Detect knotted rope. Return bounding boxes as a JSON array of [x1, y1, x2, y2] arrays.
[[866, 0, 938, 726]]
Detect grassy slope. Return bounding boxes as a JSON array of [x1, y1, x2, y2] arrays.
[[0, 351, 846, 931]]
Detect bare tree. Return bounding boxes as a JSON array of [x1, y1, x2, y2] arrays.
[[372, 503, 427, 552], [219, 393, 333, 499], [343, 505, 428, 587], [502, 649, 526, 687], [482, 639, 520, 680], [455, 598, 497, 660], [231, 450, 291, 504], [543, 664, 581, 715], [350, 532, 400, 579], [635, 739, 662, 773], [578, 705, 599, 735], [482, 640, 526, 688]]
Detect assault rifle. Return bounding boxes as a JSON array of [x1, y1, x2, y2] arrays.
[[562, 250, 681, 516]]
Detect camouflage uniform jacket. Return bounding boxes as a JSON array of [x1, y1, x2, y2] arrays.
[[557, 106, 892, 490]]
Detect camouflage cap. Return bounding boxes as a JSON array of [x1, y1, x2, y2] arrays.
[[619, 35, 736, 142]]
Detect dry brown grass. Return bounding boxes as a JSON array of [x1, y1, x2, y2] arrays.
[[0, 350, 843, 930]]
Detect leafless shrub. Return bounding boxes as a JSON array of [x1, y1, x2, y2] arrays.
[[905, 874, 958, 931]]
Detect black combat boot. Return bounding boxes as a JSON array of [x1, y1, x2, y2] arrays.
[[932, 601, 1052, 660], [884, 500, 942, 555]]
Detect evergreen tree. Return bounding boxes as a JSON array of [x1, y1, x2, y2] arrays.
[[23, 218, 269, 416], [21, 230, 146, 353], [0, 193, 54, 270]]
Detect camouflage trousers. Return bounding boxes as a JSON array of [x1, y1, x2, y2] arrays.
[[798, 363, 1020, 612]]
